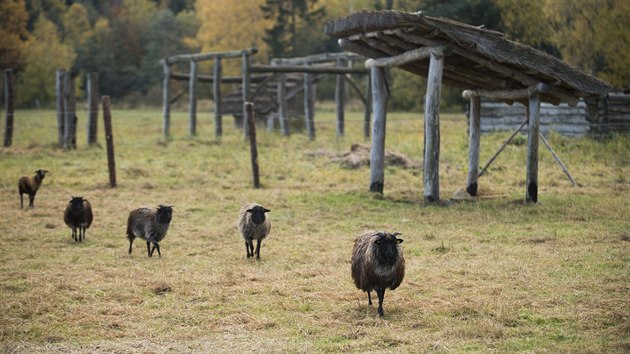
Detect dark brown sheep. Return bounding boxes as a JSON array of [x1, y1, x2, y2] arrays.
[[18, 169, 48, 208], [351, 231, 405, 317], [63, 196, 93, 242], [126, 205, 173, 257]]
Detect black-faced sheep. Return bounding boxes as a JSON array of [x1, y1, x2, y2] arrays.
[[63, 196, 93, 242], [126, 205, 173, 257], [237, 203, 271, 259], [351, 231, 405, 317], [18, 169, 48, 208]]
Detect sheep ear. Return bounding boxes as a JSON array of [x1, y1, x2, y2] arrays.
[[397, 239, 404, 244], [263, 208, 271, 213], [392, 232, 402, 237], [246, 209, 253, 213]]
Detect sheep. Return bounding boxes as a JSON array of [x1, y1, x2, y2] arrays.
[[126, 205, 173, 257], [63, 196, 93, 242], [18, 169, 48, 208], [351, 231, 405, 317], [237, 203, 271, 259]]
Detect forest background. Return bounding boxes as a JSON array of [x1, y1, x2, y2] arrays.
[[1, 0, 629, 112]]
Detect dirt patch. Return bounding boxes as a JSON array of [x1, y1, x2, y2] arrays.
[[308, 144, 420, 170]]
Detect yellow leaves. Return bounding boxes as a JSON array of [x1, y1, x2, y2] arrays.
[[0, 0, 29, 68], [63, 3, 92, 47]]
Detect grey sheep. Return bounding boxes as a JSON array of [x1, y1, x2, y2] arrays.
[[126, 205, 173, 257], [237, 203, 271, 259], [18, 169, 48, 208], [63, 196, 93, 242], [351, 231, 405, 317]]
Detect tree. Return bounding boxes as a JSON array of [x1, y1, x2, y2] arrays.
[[0, 0, 30, 70], [260, 0, 326, 58], [16, 15, 75, 107]]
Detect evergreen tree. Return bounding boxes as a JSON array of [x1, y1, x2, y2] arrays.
[[261, 0, 326, 59]]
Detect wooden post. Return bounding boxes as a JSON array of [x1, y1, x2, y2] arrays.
[[87, 72, 99, 145], [63, 74, 76, 150], [335, 58, 346, 136], [526, 93, 541, 203], [245, 102, 260, 189], [278, 75, 289, 136], [423, 51, 444, 202], [369, 66, 388, 193], [3, 69, 14, 147], [304, 71, 315, 140], [188, 60, 198, 136], [162, 61, 171, 137], [466, 96, 481, 196], [56, 69, 65, 147], [213, 57, 222, 138], [364, 71, 372, 140], [102, 96, 116, 188], [242, 50, 251, 139]]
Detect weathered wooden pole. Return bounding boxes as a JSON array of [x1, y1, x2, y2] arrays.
[[466, 95, 481, 196], [56, 69, 66, 147], [213, 56, 222, 138], [304, 71, 315, 140], [245, 102, 260, 189], [86, 72, 99, 145], [369, 66, 388, 193], [63, 74, 76, 150], [188, 60, 198, 136], [364, 71, 372, 140], [102, 96, 116, 188], [162, 60, 171, 137], [3, 69, 14, 147], [242, 50, 251, 139], [277, 75, 289, 136], [526, 93, 541, 203], [335, 58, 346, 136], [423, 50, 445, 202]]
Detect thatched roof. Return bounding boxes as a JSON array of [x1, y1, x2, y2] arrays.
[[324, 10, 611, 105]]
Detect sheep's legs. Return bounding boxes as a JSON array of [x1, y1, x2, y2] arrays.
[[255, 239, 262, 259], [128, 238, 134, 254], [151, 242, 161, 257], [19, 194, 23, 209], [245, 241, 252, 258], [367, 291, 373, 306], [375, 288, 385, 317], [146, 241, 151, 257], [28, 193, 35, 207]]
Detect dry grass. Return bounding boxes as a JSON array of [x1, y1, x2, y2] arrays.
[[0, 107, 629, 353]]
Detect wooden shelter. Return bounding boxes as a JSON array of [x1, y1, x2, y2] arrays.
[[325, 10, 611, 203]]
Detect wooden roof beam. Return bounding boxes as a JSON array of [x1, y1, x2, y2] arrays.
[[462, 82, 578, 106], [365, 46, 448, 69]]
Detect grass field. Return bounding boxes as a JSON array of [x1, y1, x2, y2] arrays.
[[0, 106, 628, 352]]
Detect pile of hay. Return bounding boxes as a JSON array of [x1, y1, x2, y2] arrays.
[[306, 144, 421, 169]]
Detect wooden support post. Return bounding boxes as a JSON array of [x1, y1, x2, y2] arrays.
[[526, 93, 541, 203], [3, 69, 14, 147], [56, 69, 65, 147], [188, 60, 198, 136], [335, 58, 346, 136], [245, 102, 260, 189], [63, 74, 76, 150], [369, 66, 388, 193], [539, 131, 577, 186], [213, 57, 222, 138], [162, 61, 171, 137], [87, 72, 99, 145], [364, 71, 372, 140], [102, 96, 116, 188], [242, 51, 251, 139], [478, 119, 527, 178], [278, 75, 289, 136], [466, 96, 481, 196], [304, 71, 315, 140], [423, 51, 444, 202]]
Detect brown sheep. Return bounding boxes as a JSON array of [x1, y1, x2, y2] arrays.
[[18, 169, 48, 208], [351, 231, 405, 317]]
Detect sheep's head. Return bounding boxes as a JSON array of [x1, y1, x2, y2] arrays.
[[373, 232, 403, 265], [35, 169, 48, 180], [156, 205, 173, 223], [69, 196, 85, 209], [247, 205, 270, 225]]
